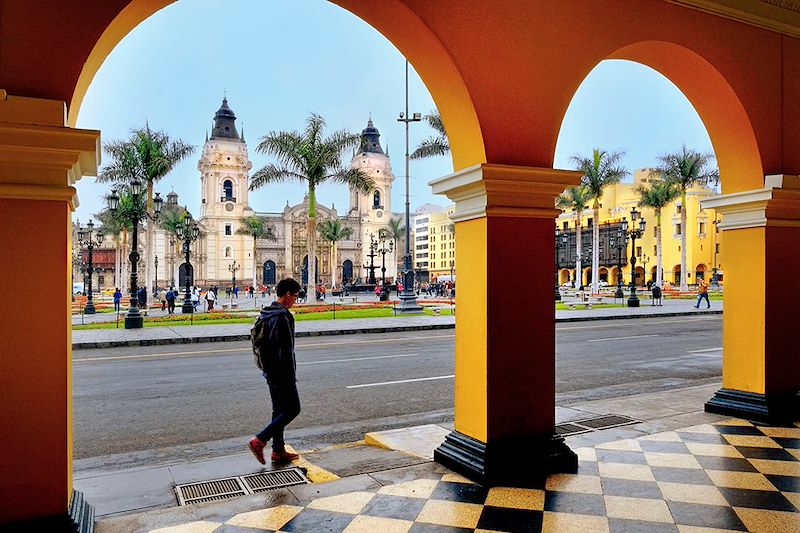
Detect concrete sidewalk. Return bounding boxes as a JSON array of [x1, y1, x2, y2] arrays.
[[72, 298, 721, 349]]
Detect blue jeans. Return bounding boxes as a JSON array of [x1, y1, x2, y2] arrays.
[[696, 293, 710, 308], [256, 375, 301, 452]]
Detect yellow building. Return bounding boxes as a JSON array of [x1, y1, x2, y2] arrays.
[[556, 169, 723, 288], [427, 205, 457, 281]]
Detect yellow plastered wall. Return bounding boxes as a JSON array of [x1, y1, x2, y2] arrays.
[[722, 228, 765, 393], [453, 218, 487, 442]]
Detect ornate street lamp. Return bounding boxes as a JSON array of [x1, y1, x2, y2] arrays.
[[154, 254, 159, 293], [77, 220, 104, 314], [108, 182, 164, 328], [626, 207, 646, 307], [610, 221, 627, 299], [711, 214, 720, 290], [396, 60, 423, 313], [376, 229, 394, 301], [554, 227, 568, 301], [176, 209, 200, 313], [363, 232, 378, 285], [228, 260, 240, 301]]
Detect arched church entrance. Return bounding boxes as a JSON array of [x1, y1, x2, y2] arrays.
[[342, 259, 354, 284], [263, 260, 276, 285], [178, 262, 193, 288]]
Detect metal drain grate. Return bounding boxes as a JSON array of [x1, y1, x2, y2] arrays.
[[576, 414, 639, 430], [175, 468, 309, 506], [241, 468, 309, 493], [175, 477, 248, 505], [555, 422, 591, 436]]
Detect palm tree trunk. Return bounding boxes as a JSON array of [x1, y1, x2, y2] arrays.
[[252, 236, 258, 290], [307, 185, 317, 292], [591, 203, 600, 293], [680, 191, 688, 291], [575, 211, 582, 288], [114, 236, 121, 289], [331, 243, 338, 289], [655, 209, 663, 288]]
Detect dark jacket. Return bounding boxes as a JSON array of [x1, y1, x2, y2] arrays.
[[252, 302, 296, 382]]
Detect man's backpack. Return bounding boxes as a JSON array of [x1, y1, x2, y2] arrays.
[[250, 318, 268, 370]]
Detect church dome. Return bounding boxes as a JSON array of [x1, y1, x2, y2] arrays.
[[358, 118, 384, 155], [210, 97, 240, 140]]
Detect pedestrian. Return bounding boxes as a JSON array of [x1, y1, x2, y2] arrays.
[[248, 277, 302, 465], [206, 287, 216, 311], [234, 285, 239, 299], [160, 287, 167, 311], [137, 286, 147, 310], [694, 279, 710, 309], [249, 285, 255, 298], [651, 284, 662, 306], [191, 286, 200, 311], [113, 287, 122, 312], [166, 286, 176, 314]]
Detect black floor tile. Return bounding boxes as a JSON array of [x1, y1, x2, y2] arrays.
[[577, 460, 599, 476], [600, 478, 664, 499], [772, 436, 800, 449], [476, 506, 543, 533], [544, 491, 607, 516], [214, 525, 273, 533], [650, 466, 713, 485], [765, 474, 800, 493], [694, 455, 759, 472], [360, 494, 426, 521], [608, 518, 679, 533], [715, 425, 763, 436], [429, 481, 488, 505], [676, 431, 729, 444], [638, 440, 691, 454], [596, 449, 648, 465], [734, 446, 798, 461], [408, 524, 474, 533], [666, 501, 747, 530], [717, 486, 798, 511], [281, 508, 355, 532]]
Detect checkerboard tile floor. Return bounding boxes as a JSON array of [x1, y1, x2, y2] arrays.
[[150, 419, 800, 532]]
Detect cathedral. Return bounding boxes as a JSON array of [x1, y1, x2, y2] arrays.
[[146, 98, 400, 290]]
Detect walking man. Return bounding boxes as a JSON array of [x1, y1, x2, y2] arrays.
[[166, 287, 176, 314], [694, 279, 711, 309], [248, 278, 302, 464]]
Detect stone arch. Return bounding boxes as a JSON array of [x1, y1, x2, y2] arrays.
[[262, 259, 276, 285], [673, 264, 682, 285], [695, 263, 707, 281]]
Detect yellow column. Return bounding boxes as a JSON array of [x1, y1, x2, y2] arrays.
[[430, 164, 581, 484], [702, 175, 800, 421], [0, 94, 99, 525]]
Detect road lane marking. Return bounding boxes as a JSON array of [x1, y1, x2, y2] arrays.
[[686, 347, 722, 353], [559, 317, 716, 331], [347, 374, 454, 389], [299, 353, 418, 365], [587, 334, 660, 342]]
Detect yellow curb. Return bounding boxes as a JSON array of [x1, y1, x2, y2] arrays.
[[285, 445, 340, 484], [364, 432, 392, 451]]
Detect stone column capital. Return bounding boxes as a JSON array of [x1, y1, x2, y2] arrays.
[[700, 174, 800, 229], [430, 163, 582, 222]]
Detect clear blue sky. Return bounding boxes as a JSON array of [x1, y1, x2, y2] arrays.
[[74, 0, 714, 222]]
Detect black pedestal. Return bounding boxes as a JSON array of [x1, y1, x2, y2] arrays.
[[3, 490, 94, 532], [434, 430, 578, 486], [705, 388, 800, 424]]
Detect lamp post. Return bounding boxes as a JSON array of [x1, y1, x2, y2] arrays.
[[611, 222, 627, 299], [77, 220, 104, 314], [626, 207, 646, 307], [363, 232, 378, 285], [554, 227, 568, 300], [108, 182, 164, 328], [154, 254, 159, 294], [640, 253, 650, 286], [396, 59, 423, 313], [169, 237, 176, 287], [711, 214, 720, 290], [377, 229, 394, 301], [176, 210, 200, 313], [228, 260, 240, 303]]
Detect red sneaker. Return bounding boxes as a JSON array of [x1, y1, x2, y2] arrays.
[[248, 437, 266, 465], [271, 450, 299, 463]]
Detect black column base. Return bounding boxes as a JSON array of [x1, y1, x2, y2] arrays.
[[705, 388, 800, 424], [434, 430, 578, 486], [3, 490, 94, 532], [83, 300, 96, 314], [182, 298, 194, 313], [627, 297, 640, 307]]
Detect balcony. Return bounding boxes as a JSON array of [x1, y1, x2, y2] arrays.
[[220, 196, 236, 203]]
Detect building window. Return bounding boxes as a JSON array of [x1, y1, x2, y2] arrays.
[[225, 246, 232, 258], [636, 246, 642, 257], [675, 223, 682, 236], [676, 205, 682, 214], [698, 222, 706, 235], [654, 227, 657, 237], [563, 221, 569, 230], [416, 235, 426, 241], [653, 245, 657, 255], [98, 275, 105, 285], [223, 179, 233, 200], [416, 217, 428, 224], [225, 224, 232, 236], [373, 190, 381, 209]]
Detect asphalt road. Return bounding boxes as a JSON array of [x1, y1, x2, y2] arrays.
[[73, 315, 722, 467]]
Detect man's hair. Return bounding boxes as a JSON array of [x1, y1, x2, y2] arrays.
[[276, 278, 301, 297]]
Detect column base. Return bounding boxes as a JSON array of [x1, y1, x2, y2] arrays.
[[3, 490, 94, 533], [627, 297, 640, 307], [434, 431, 578, 486], [83, 300, 96, 314], [182, 299, 194, 313], [396, 290, 423, 314], [705, 388, 800, 424]]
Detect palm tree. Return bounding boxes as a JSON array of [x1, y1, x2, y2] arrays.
[[556, 185, 592, 288], [250, 113, 374, 289], [95, 207, 126, 292], [385, 215, 405, 272], [652, 146, 719, 291], [571, 149, 628, 293], [236, 215, 277, 289], [318, 217, 353, 289], [411, 110, 450, 159], [636, 179, 681, 288], [97, 123, 194, 296]]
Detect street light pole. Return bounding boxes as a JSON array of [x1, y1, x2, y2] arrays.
[[154, 255, 159, 293], [229, 260, 240, 303], [554, 227, 568, 301], [176, 209, 200, 314], [711, 214, 720, 290], [363, 232, 378, 285], [77, 219, 104, 314], [612, 222, 627, 300], [396, 59, 423, 313], [626, 207, 646, 308], [376, 229, 394, 301]]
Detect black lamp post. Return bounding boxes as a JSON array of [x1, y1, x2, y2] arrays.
[[77, 220, 104, 314], [377, 229, 394, 301], [554, 227, 568, 301], [169, 237, 176, 287], [154, 254, 159, 294], [108, 182, 164, 328], [363, 233, 378, 285], [626, 207, 646, 307], [228, 260, 240, 301], [611, 222, 627, 299], [711, 215, 720, 290], [176, 210, 200, 313]]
